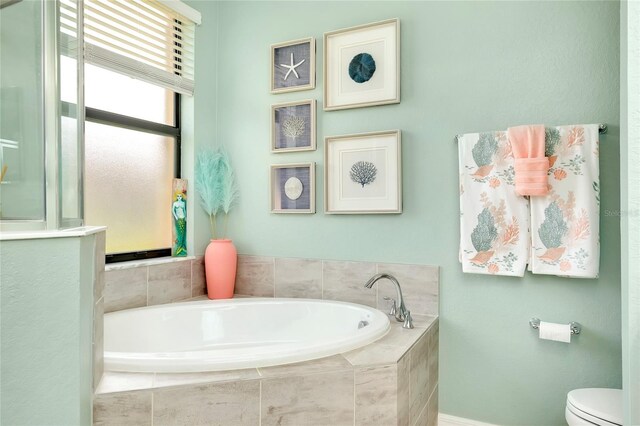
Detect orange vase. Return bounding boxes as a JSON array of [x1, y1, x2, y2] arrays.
[[204, 239, 237, 299]]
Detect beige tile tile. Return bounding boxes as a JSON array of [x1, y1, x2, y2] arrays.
[[191, 256, 206, 297], [261, 370, 354, 426], [94, 231, 106, 301], [411, 314, 439, 329], [343, 342, 408, 366], [378, 322, 428, 351], [147, 261, 191, 306], [355, 364, 398, 426], [322, 260, 377, 307], [153, 368, 260, 388], [96, 372, 155, 394], [274, 258, 322, 298], [93, 391, 152, 426], [398, 354, 411, 426], [427, 385, 438, 426], [376, 263, 439, 316], [409, 331, 430, 423], [235, 255, 274, 297], [413, 401, 428, 426], [428, 321, 439, 399], [104, 267, 147, 313], [153, 380, 259, 425], [93, 297, 104, 392], [258, 354, 352, 378]]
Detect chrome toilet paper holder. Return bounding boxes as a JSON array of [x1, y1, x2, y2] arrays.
[[529, 317, 582, 335]]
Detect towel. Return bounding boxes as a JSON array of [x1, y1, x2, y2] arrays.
[[508, 125, 550, 196], [530, 124, 600, 278], [458, 131, 530, 276]]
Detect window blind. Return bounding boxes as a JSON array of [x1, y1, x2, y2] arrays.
[[60, 0, 199, 96]]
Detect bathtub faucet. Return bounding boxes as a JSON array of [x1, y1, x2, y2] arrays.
[[364, 273, 413, 329]]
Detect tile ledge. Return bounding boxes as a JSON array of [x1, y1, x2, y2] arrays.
[[106, 255, 196, 271], [0, 226, 106, 241]]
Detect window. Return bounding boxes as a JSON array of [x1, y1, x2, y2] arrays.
[[83, 64, 181, 262], [58, 0, 200, 262]]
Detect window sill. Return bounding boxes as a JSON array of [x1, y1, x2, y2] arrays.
[[105, 255, 197, 271]]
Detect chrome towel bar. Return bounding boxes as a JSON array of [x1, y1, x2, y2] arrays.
[[529, 317, 581, 335]]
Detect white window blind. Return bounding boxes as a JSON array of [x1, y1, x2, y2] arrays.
[[60, 0, 199, 96]]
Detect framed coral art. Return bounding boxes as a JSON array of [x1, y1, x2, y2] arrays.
[[271, 100, 316, 153], [270, 163, 315, 214], [324, 130, 401, 214], [324, 19, 400, 111], [271, 37, 315, 94]]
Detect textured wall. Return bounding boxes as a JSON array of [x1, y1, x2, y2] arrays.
[[188, 1, 621, 424], [0, 236, 95, 425], [620, 1, 640, 424]]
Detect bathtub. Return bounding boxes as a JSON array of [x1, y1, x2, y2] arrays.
[[104, 298, 390, 373]]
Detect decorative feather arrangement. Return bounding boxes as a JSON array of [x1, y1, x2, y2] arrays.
[[195, 148, 239, 239]]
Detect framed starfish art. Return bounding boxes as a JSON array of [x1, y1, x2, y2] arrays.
[[270, 37, 315, 93]]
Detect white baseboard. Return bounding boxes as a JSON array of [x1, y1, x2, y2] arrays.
[[438, 413, 499, 426]]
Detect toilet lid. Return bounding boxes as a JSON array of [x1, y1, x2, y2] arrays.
[[567, 388, 623, 426]]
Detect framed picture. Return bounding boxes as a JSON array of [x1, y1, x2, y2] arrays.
[[324, 130, 401, 214], [270, 163, 315, 214], [324, 19, 400, 111], [271, 99, 316, 153], [271, 37, 315, 93]]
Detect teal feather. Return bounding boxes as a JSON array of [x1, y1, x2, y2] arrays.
[[194, 148, 239, 238]]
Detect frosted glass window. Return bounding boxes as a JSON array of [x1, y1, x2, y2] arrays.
[[84, 122, 175, 254], [85, 64, 175, 125]]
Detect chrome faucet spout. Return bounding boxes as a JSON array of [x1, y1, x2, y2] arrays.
[[364, 273, 413, 328]]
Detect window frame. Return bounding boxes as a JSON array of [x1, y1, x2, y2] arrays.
[[81, 92, 181, 264]]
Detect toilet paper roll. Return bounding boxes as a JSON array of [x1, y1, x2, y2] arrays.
[[539, 321, 572, 343]]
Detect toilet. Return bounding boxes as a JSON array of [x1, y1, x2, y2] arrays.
[[565, 388, 623, 426]]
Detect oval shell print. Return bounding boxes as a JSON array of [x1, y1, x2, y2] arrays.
[[348, 53, 376, 83]]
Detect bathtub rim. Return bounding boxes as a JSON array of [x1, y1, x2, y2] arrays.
[[104, 297, 392, 373]]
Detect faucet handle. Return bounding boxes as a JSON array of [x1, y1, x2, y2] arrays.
[[383, 297, 397, 316], [403, 310, 414, 329]]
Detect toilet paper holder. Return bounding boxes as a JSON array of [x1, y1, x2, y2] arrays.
[[529, 318, 582, 335]]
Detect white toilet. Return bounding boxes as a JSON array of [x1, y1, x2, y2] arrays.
[[565, 388, 622, 426]]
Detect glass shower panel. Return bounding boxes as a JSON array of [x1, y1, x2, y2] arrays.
[[0, 0, 45, 220], [84, 122, 174, 254]]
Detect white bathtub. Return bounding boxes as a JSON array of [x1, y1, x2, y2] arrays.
[[104, 298, 390, 373]]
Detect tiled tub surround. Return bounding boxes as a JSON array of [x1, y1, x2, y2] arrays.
[[104, 255, 439, 317], [94, 315, 439, 426], [237, 256, 439, 316], [98, 256, 438, 424], [103, 257, 205, 313]]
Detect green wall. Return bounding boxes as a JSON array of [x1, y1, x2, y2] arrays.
[[0, 235, 95, 425], [620, 1, 640, 424], [189, 1, 622, 424]]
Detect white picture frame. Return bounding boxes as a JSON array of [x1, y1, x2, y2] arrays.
[[271, 99, 316, 153], [270, 162, 316, 214], [271, 37, 316, 94], [324, 130, 402, 214], [324, 19, 400, 111]]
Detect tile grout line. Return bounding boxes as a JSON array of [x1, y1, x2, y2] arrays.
[[272, 257, 276, 298], [354, 369, 358, 426], [258, 379, 262, 426], [321, 260, 325, 299], [146, 266, 150, 307]]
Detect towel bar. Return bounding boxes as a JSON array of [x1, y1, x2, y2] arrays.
[[454, 123, 607, 142], [529, 317, 581, 335]]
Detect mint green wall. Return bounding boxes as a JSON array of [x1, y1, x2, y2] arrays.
[[190, 1, 621, 424], [0, 236, 95, 425], [620, 1, 640, 424]]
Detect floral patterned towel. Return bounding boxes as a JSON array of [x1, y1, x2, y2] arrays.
[[530, 124, 600, 278], [458, 131, 530, 276]]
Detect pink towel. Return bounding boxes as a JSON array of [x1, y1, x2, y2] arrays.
[[508, 125, 549, 196]]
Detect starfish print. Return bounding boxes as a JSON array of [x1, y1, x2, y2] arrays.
[[280, 53, 305, 81]]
